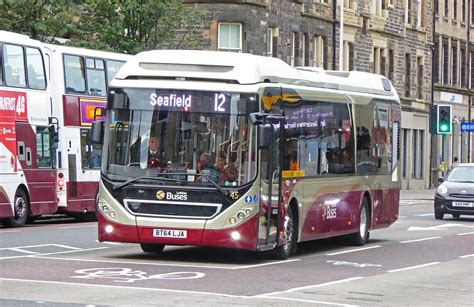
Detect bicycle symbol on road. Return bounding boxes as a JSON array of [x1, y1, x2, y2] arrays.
[[72, 267, 205, 283]]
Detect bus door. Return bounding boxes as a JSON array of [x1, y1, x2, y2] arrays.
[[257, 116, 283, 251]]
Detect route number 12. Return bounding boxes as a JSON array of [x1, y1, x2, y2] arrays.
[[214, 93, 226, 112]]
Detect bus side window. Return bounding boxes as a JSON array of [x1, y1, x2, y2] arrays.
[[4, 44, 26, 88], [36, 127, 52, 168], [0, 45, 3, 85], [64, 55, 86, 94], [26, 47, 46, 90], [86, 58, 106, 96]]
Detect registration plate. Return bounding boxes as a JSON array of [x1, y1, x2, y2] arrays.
[[452, 201, 474, 208], [153, 229, 187, 238]]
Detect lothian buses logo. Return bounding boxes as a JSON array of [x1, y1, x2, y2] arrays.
[[156, 190, 166, 200]]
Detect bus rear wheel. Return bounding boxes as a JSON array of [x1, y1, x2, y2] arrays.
[[349, 198, 369, 246], [5, 189, 29, 228], [140, 243, 165, 254], [271, 206, 296, 260]]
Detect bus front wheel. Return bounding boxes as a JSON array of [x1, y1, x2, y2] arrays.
[[140, 243, 165, 254], [5, 189, 29, 228], [349, 198, 370, 246], [271, 206, 296, 260]]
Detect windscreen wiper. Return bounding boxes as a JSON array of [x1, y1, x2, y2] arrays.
[[113, 176, 186, 190], [159, 172, 230, 198]]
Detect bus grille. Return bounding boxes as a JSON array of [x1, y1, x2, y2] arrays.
[[123, 199, 222, 219]]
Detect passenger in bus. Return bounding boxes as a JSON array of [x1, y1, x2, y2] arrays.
[[197, 152, 218, 182], [215, 152, 238, 185]]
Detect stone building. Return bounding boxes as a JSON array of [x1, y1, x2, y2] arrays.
[[431, 0, 473, 187], [181, 0, 472, 189]]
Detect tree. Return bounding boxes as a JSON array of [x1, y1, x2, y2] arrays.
[[70, 0, 208, 54], [0, 0, 208, 54], [0, 0, 77, 42]]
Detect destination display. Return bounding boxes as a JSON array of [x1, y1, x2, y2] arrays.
[[148, 90, 231, 113]]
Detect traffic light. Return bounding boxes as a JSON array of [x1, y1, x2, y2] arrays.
[[437, 105, 452, 134]]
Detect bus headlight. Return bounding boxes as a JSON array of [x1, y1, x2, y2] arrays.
[[98, 199, 118, 220]]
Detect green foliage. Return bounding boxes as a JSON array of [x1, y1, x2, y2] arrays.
[[0, 0, 208, 54], [0, 0, 77, 42]]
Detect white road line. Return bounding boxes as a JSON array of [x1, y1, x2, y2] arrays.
[[415, 213, 433, 217], [457, 232, 474, 236], [254, 296, 357, 306], [0, 244, 60, 250], [29, 255, 298, 270], [400, 237, 441, 244], [257, 277, 363, 297], [231, 259, 301, 270], [387, 262, 440, 273], [0, 247, 107, 260], [325, 245, 381, 256], [7, 248, 39, 255], [53, 244, 82, 250], [0, 277, 359, 305], [0, 277, 251, 299], [100, 242, 124, 246], [58, 225, 96, 229], [459, 254, 474, 259]]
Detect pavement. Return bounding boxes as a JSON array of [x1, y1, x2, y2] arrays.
[[400, 189, 436, 201]]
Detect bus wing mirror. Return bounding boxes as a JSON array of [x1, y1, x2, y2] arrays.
[[249, 112, 266, 125], [91, 120, 104, 145], [257, 124, 271, 149]]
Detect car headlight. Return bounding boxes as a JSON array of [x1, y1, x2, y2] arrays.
[[437, 185, 448, 195]]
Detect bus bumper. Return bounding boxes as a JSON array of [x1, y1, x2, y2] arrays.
[[98, 211, 258, 251]]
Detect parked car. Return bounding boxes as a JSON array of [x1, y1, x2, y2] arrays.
[[434, 163, 474, 220]]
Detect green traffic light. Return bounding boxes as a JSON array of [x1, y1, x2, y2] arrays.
[[440, 124, 448, 132]]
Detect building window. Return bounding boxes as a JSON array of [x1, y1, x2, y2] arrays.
[[419, 0, 427, 27], [218, 23, 242, 52], [453, 0, 457, 20], [388, 49, 394, 81], [451, 44, 458, 86], [417, 56, 423, 100], [343, 41, 354, 71], [313, 35, 326, 68], [402, 128, 408, 178], [469, 50, 474, 89], [266, 28, 273, 57], [373, 47, 386, 76], [302, 33, 307, 66], [405, 0, 412, 24], [435, 0, 439, 15], [372, 0, 383, 16], [444, 0, 449, 17], [433, 39, 440, 83], [416, 0, 422, 27], [461, 0, 466, 22], [404, 53, 411, 97], [442, 41, 449, 84], [290, 32, 296, 67], [412, 129, 417, 178], [419, 130, 424, 178], [460, 46, 466, 87]]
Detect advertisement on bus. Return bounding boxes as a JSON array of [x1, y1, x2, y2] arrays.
[[0, 90, 28, 173]]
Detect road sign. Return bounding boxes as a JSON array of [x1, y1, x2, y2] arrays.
[[461, 122, 474, 132]]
